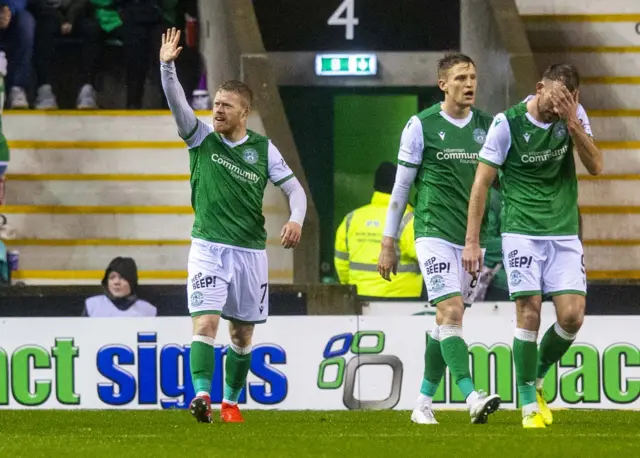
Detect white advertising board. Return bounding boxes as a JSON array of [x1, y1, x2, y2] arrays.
[[0, 316, 638, 410]]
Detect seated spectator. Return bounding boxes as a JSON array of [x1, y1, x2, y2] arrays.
[[29, 0, 101, 108], [0, 0, 34, 108], [83, 256, 157, 317], [0, 50, 9, 202], [120, 0, 200, 109], [0, 238, 8, 287]]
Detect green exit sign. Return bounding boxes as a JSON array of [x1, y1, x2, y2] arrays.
[[315, 54, 377, 76]]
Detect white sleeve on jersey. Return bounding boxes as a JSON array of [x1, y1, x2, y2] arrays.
[[576, 103, 593, 137], [382, 115, 422, 239], [267, 141, 294, 185], [398, 115, 424, 166], [479, 113, 512, 167], [268, 141, 307, 225], [160, 61, 212, 148], [383, 164, 417, 239]]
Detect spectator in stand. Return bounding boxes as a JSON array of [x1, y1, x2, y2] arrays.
[[83, 256, 157, 317], [29, 0, 101, 109], [0, 0, 34, 108], [119, 0, 200, 109], [0, 50, 9, 203]]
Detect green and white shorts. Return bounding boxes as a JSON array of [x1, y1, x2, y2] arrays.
[[416, 237, 484, 305], [502, 235, 586, 300], [187, 238, 269, 323]]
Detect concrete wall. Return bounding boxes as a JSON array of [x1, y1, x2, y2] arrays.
[[461, 0, 517, 113]]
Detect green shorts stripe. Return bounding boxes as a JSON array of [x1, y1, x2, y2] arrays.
[[510, 290, 542, 300], [546, 289, 586, 297], [190, 310, 222, 318], [430, 292, 462, 305], [221, 313, 267, 325]]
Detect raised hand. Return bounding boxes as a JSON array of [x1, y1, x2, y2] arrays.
[[160, 27, 183, 63]]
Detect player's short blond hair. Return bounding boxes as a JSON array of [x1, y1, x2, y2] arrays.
[[217, 80, 253, 108]]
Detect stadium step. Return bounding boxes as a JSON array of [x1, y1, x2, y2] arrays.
[[0, 205, 287, 239], [3, 238, 291, 274], [2, 111, 293, 284]]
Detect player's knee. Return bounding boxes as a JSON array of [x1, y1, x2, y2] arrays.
[[192, 314, 220, 338], [516, 296, 542, 330], [558, 307, 584, 334], [437, 297, 464, 325], [229, 322, 254, 348]]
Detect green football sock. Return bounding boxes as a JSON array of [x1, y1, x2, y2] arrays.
[[537, 322, 576, 380], [439, 326, 475, 399], [190, 337, 215, 395], [514, 329, 538, 406], [223, 345, 253, 403], [420, 327, 446, 397]]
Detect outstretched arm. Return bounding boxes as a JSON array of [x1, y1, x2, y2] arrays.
[[160, 28, 211, 146]]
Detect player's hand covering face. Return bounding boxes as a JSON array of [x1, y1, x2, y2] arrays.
[[536, 80, 578, 124], [213, 90, 249, 136], [550, 83, 579, 123], [439, 62, 477, 108], [280, 222, 301, 249]]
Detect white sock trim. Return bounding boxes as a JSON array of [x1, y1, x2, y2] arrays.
[[193, 335, 215, 346], [514, 328, 538, 342], [417, 393, 433, 407], [430, 325, 441, 341], [223, 399, 238, 406], [554, 321, 577, 341], [522, 402, 539, 417], [439, 325, 463, 341], [229, 342, 252, 355]]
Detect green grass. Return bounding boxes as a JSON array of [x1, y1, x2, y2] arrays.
[[0, 410, 639, 457]]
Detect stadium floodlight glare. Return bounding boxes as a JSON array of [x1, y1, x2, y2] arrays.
[[315, 54, 377, 76]]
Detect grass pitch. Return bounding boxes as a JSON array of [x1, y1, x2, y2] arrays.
[[0, 410, 638, 457]]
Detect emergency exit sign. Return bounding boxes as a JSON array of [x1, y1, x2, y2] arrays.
[[315, 54, 377, 76]]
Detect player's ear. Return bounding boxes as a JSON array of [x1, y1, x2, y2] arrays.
[[437, 78, 447, 93], [535, 81, 545, 94]]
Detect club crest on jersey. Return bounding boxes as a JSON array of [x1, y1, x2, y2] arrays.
[[472, 128, 487, 144], [243, 148, 259, 164], [523, 133, 531, 143], [553, 122, 567, 139], [438, 131, 446, 141]]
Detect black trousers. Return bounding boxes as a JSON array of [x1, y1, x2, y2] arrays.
[[30, 3, 102, 88]]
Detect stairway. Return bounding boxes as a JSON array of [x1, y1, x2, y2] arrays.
[[516, 0, 640, 279], [2, 111, 293, 285]]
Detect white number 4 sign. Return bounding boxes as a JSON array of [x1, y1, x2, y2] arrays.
[[327, 0, 359, 40]]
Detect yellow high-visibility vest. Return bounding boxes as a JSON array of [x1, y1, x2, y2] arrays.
[[334, 192, 422, 298]]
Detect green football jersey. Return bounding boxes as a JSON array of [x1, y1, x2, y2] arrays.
[[479, 98, 591, 237], [398, 103, 494, 246], [188, 128, 272, 250]]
